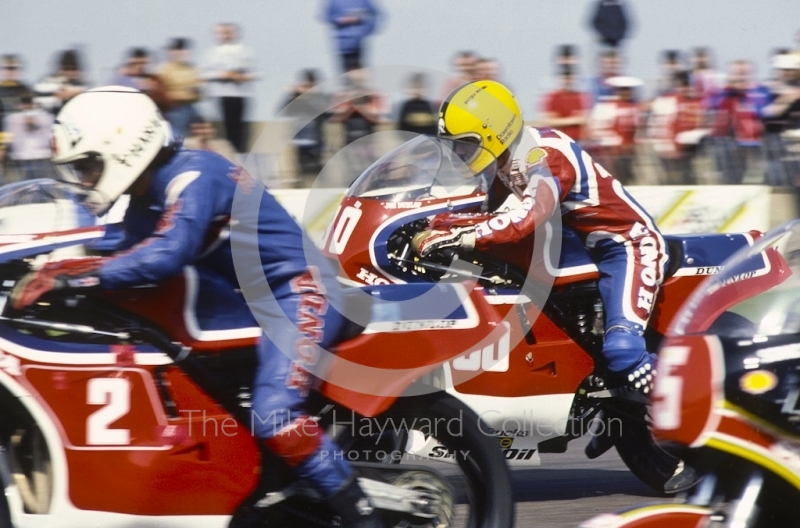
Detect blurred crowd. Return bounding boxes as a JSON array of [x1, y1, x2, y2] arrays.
[[0, 21, 260, 184], [1, 0, 800, 190]]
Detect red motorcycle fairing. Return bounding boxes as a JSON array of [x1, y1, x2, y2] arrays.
[[579, 504, 714, 528], [325, 189, 759, 404], [319, 281, 508, 417]]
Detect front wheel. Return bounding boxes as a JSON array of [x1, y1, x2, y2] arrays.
[[337, 392, 515, 528]]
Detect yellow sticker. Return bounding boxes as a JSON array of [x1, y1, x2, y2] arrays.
[[526, 147, 548, 168], [740, 370, 778, 395], [498, 437, 514, 449]]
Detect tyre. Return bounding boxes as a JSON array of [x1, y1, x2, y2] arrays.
[[8, 425, 51, 515], [334, 392, 515, 528], [0, 440, 13, 528], [611, 402, 680, 494]]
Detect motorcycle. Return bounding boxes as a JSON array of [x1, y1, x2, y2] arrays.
[[580, 219, 800, 527], [320, 135, 763, 492], [0, 179, 514, 528]]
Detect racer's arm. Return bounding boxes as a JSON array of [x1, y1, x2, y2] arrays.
[[413, 146, 568, 257], [472, 174, 560, 249], [99, 171, 215, 289]]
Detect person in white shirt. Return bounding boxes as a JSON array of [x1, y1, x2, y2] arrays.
[[202, 23, 257, 153], [2, 91, 55, 181]]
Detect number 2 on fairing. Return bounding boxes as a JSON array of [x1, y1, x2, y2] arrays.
[[652, 346, 690, 430], [87, 377, 131, 445], [328, 205, 362, 255]]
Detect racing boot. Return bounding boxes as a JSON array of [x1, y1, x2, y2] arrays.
[[602, 326, 657, 395], [663, 460, 701, 494], [325, 476, 388, 528], [620, 351, 657, 395]]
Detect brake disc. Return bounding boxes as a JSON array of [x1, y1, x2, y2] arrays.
[[385, 470, 454, 528]]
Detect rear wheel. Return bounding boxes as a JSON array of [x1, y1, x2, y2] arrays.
[[611, 402, 681, 494], [334, 392, 514, 528]]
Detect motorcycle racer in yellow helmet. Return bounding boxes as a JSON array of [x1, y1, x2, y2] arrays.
[[416, 78, 696, 493]]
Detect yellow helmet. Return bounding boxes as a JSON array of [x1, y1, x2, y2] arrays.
[[438, 80, 523, 174]]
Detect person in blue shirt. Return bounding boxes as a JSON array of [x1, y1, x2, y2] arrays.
[[10, 86, 386, 527], [322, 0, 381, 72]]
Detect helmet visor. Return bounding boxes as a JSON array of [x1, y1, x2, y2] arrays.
[[442, 136, 497, 178], [449, 135, 483, 165], [56, 153, 104, 188]]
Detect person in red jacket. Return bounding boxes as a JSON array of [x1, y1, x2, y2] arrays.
[[587, 76, 643, 184], [539, 64, 592, 143], [647, 71, 705, 184], [708, 60, 771, 184]]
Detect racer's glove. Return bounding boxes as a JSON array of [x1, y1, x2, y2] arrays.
[[411, 226, 476, 258], [10, 258, 105, 311]]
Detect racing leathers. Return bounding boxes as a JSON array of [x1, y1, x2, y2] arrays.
[[427, 127, 669, 380], [87, 149, 353, 498]]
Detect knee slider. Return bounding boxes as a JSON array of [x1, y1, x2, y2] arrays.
[[262, 416, 323, 467]]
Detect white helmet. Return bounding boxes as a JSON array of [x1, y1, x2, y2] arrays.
[[51, 86, 173, 215]]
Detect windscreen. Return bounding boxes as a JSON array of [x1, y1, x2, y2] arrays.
[[0, 179, 95, 235], [346, 136, 496, 202]]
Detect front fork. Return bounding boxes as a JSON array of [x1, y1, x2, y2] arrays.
[[687, 470, 764, 528]]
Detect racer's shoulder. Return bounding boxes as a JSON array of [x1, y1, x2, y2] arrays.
[[517, 126, 577, 160], [152, 148, 240, 192], [162, 148, 238, 179]]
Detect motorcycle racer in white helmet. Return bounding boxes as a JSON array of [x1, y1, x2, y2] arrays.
[[12, 86, 387, 527]]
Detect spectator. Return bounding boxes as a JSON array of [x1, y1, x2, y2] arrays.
[[332, 69, 385, 145], [439, 50, 479, 102], [202, 23, 257, 153], [589, 48, 624, 103], [0, 55, 30, 133], [708, 60, 771, 184], [655, 49, 685, 97], [554, 44, 580, 71], [2, 91, 56, 181], [539, 63, 592, 143], [182, 115, 238, 163], [646, 70, 705, 184], [762, 52, 800, 185], [689, 47, 722, 111], [280, 69, 331, 175], [331, 69, 386, 178], [322, 0, 381, 72], [159, 38, 201, 138], [588, 75, 644, 184], [0, 54, 31, 178], [474, 58, 500, 82], [396, 72, 437, 136], [33, 49, 87, 114], [590, 0, 631, 49], [111, 48, 169, 110]]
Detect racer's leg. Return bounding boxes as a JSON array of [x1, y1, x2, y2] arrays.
[[250, 270, 386, 526], [591, 233, 667, 384], [250, 271, 351, 496]]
